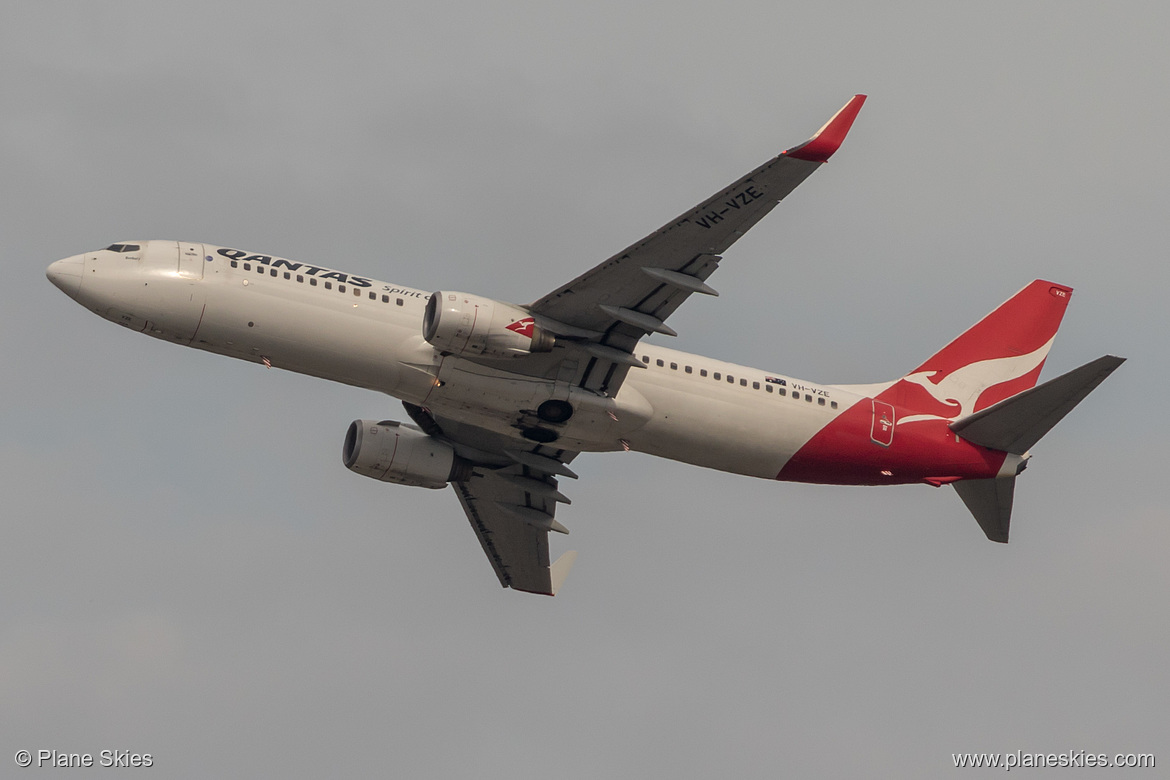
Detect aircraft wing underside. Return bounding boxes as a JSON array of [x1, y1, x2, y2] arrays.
[[452, 467, 577, 596], [407, 403, 579, 595], [525, 95, 867, 397]]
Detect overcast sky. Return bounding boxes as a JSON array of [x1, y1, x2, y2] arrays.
[[3, 2, 1167, 777]]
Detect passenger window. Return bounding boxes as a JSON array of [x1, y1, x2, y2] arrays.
[[244, 263, 251, 271], [284, 272, 291, 280], [230, 260, 238, 268], [739, 378, 747, 386], [830, 401, 838, 409], [818, 397, 826, 406], [805, 395, 812, 402], [700, 369, 708, 377], [382, 295, 389, 303], [256, 266, 264, 274], [642, 356, 650, 364], [310, 278, 317, 286], [765, 385, 773, 393], [714, 372, 721, 380], [656, 359, 664, 367], [670, 362, 677, 370], [684, 366, 692, 374], [396, 298, 403, 306], [324, 281, 331, 289], [297, 275, 304, 282], [369, 291, 376, 299], [727, 375, 734, 383], [752, 381, 759, 389], [270, 268, 277, 277], [339, 285, 346, 293]]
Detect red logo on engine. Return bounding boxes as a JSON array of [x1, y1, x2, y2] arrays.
[[505, 317, 535, 338]]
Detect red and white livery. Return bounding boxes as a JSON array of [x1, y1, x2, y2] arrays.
[[46, 96, 1123, 595]]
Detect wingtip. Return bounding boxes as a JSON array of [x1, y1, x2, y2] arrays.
[[785, 94, 867, 163]]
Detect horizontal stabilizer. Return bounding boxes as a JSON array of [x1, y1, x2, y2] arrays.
[[954, 476, 1016, 543], [950, 356, 1125, 454]]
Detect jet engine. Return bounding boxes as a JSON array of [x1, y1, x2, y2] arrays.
[[423, 291, 555, 358], [342, 420, 470, 489]]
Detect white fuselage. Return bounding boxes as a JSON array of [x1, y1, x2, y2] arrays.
[[51, 241, 862, 480]]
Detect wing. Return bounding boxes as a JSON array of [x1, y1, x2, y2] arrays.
[[404, 97, 866, 593], [529, 95, 866, 395], [453, 467, 577, 596], [405, 403, 579, 596]]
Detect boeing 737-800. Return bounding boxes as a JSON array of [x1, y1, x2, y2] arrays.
[[46, 95, 1123, 595]]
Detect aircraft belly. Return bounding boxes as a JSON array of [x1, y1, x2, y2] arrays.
[[426, 358, 543, 420], [422, 358, 652, 451]]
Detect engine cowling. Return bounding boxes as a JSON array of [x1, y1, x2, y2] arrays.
[[423, 291, 555, 358], [342, 420, 469, 489]]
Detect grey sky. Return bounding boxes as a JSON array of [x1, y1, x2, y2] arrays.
[[3, 1, 1167, 777]]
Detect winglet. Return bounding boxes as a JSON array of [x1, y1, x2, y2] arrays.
[[550, 550, 578, 596], [785, 94, 867, 163]]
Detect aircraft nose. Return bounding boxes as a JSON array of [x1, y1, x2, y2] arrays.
[[46, 254, 84, 298]]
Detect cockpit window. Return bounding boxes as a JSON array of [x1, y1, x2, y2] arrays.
[[105, 243, 141, 253]]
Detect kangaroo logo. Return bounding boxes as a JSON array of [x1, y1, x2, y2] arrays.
[[505, 317, 536, 339], [897, 337, 1055, 426]]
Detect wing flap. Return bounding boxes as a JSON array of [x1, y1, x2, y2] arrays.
[[451, 463, 577, 596]]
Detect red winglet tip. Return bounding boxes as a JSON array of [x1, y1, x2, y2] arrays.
[[785, 94, 867, 163]]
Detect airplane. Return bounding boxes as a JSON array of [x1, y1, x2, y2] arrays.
[[46, 95, 1124, 596]]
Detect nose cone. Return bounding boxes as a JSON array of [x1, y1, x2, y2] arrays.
[[47, 254, 84, 298]]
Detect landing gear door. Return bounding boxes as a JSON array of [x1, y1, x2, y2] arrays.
[[870, 399, 895, 447], [178, 242, 205, 279]]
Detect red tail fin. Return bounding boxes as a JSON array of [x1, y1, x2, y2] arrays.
[[884, 281, 1073, 419]]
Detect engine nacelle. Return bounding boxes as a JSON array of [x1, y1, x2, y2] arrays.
[[342, 420, 469, 489], [423, 291, 555, 358]]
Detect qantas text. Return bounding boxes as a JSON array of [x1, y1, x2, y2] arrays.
[[218, 248, 375, 288]]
